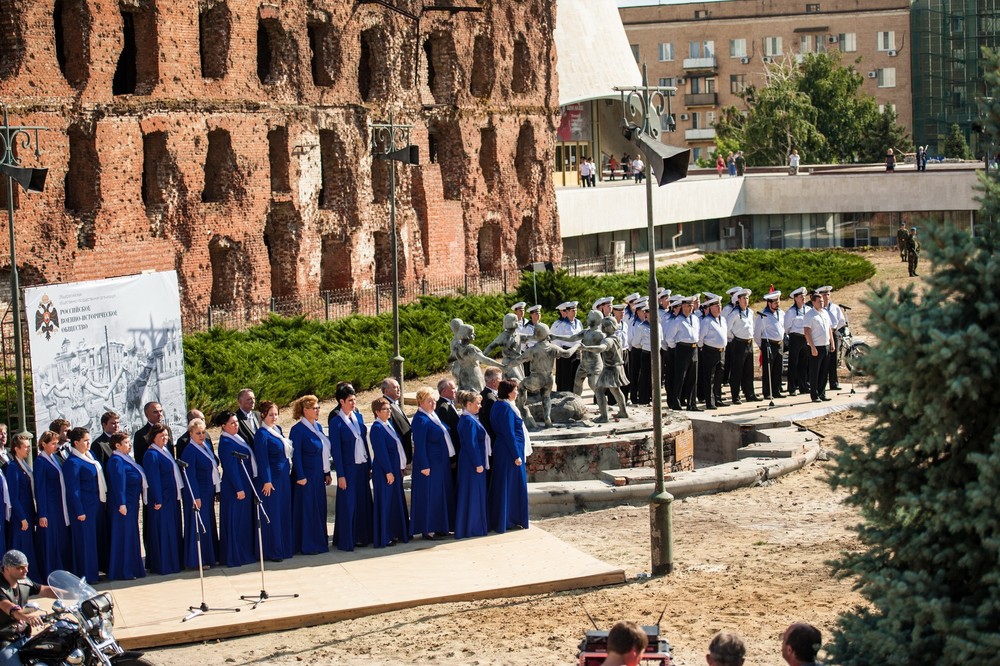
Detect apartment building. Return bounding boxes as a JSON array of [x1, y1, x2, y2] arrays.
[[620, 0, 912, 162]]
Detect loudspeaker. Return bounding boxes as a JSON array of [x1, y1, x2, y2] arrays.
[[634, 134, 690, 186], [378, 145, 419, 165], [0, 164, 47, 193]]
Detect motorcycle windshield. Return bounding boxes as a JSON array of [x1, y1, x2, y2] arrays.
[[47, 570, 99, 605]]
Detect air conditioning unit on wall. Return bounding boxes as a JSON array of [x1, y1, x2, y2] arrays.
[[828, 35, 839, 43], [867, 71, 878, 78], [740, 57, 750, 64], [762, 56, 773, 64], [680, 113, 690, 121], [887, 49, 898, 57]]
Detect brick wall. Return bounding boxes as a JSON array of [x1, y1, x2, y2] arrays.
[[0, 0, 562, 323]]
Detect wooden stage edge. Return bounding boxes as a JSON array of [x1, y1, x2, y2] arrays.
[[110, 528, 626, 650]]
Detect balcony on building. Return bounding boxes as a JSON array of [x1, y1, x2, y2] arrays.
[[684, 92, 718, 107], [685, 128, 716, 140], [682, 56, 717, 70]]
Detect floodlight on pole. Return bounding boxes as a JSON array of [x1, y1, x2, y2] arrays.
[[614, 65, 691, 576], [370, 112, 419, 397]]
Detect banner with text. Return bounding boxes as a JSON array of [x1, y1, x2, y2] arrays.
[[25, 271, 187, 440]]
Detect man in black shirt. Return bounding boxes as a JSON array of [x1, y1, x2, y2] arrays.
[[0, 550, 56, 650]]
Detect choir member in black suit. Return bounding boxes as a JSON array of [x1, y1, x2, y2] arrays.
[[133, 401, 173, 463], [236, 388, 260, 446], [90, 411, 120, 467], [381, 378, 412, 465]]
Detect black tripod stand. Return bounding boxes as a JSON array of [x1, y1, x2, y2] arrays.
[[763, 339, 776, 409], [234, 451, 298, 610], [178, 458, 240, 622]]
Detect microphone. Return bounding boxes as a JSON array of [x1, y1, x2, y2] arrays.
[[176, 459, 189, 469], [233, 451, 249, 460]]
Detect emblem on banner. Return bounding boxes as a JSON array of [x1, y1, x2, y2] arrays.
[[34, 294, 60, 340]]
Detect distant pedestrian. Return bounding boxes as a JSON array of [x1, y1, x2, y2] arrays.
[[587, 157, 597, 186], [907, 227, 921, 277], [735, 150, 746, 176], [727, 151, 736, 176], [716, 153, 725, 177], [707, 631, 746, 666], [622, 153, 631, 179], [885, 148, 896, 172], [632, 157, 645, 184], [780, 623, 821, 666], [788, 149, 800, 175], [608, 156, 618, 181], [896, 221, 908, 263], [579, 158, 591, 188]]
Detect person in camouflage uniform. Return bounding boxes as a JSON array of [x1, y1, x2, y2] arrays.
[[907, 227, 921, 277], [897, 220, 909, 263]]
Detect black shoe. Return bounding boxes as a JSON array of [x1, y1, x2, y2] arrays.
[[715, 400, 728, 407], [812, 398, 822, 403], [268, 558, 284, 563], [731, 398, 742, 405], [773, 393, 786, 399], [788, 390, 798, 396], [688, 406, 703, 412], [748, 396, 762, 402], [706, 405, 718, 411], [821, 396, 832, 402]]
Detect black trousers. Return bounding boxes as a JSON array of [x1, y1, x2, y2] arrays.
[[828, 330, 842, 389], [636, 349, 652, 405], [760, 339, 783, 398], [555, 355, 579, 392], [628, 346, 642, 402], [699, 346, 724, 407], [728, 338, 755, 400], [809, 345, 830, 399], [787, 333, 809, 393], [663, 347, 675, 404], [671, 344, 698, 409]]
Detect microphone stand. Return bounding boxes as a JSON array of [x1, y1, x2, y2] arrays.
[[764, 339, 775, 409], [234, 451, 298, 610], [178, 458, 240, 622]]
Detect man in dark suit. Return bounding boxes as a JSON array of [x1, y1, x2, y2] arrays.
[[435, 378, 461, 480], [91, 411, 121, 466], [381, 377, 412, 465], [235, 388, 259, 446], [174, 409, 215, 460], [133, 401, 173, 462], [480, 368, 500, 442]]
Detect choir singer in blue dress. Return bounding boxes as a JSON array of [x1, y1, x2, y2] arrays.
[[216, 411, 257, 567], [63, 427, 106, 582], [289, 395, 331, 554], [455, 390, 488, 539], [488, 379, 530, 533], [105, 432, 146, 580], [410, 387, 456, 540], [143, 424, 183, 575], [369, 398, 409, 547], [329, 384, 374, 552], [253, 401, 293, 561], [35, 430, 71, 579], [6, 433, 38, 570], [181, 418, 220, 569]]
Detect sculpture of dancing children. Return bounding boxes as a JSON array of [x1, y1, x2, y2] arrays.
[[482, 313, 525, 381], [453, 323, 505, 392], [582, 318, 630, 422], [507, 323, 580, 429]]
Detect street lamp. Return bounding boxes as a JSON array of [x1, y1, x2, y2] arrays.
[[370, 112, 419, 395], [0, 104, 48, 439], [614, 64, 690, 576]]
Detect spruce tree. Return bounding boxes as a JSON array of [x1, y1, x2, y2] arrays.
[[943, 122, 974, 159], [827, 51, 1000, 664]]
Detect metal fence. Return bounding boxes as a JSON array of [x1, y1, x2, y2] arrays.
[[192, 268, 524, 332]]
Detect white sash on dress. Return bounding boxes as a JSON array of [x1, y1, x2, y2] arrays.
[[220, 432, 258, 477], [422, 409, 456, 457], [112, 450, 148, 504], [38, 452, 70, 526], [151, 444, 185, 501], [68, 447, 107, 503], [375, 419, 406, 472], [473, 414, 492, 469], [0, 472, 10, 520], [262, 423, 294, 466], [298, 417, 331, 473], [16, 458, 33, 497], [189, 442, 222, 492], [507, 401, 533, 458], [338, 410, 369, 464]]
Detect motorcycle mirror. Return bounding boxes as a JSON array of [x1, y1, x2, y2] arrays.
[[51, 600, 65, 613]]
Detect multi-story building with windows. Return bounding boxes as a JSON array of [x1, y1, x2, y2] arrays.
[[619, 0, 912, 162]]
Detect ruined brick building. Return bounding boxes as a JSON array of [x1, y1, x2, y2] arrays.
[[0, 0, 561, 322]]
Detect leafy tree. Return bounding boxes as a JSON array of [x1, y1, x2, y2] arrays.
[[826, 51, 1000, 664], [797, 52, 878, 163], [858, 104, 914, 162], [943, 122, 974, 159]]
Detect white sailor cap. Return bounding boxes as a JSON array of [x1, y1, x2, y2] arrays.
[[790, 287, 808, 298], [737, 288, 752, 299], [511, 301, 527, 311], [527, 304, 542, 313], [557, 301, 579, 311], [702, 294, 721, 307], [668, 295, 684, 307], [624, 292, 641, 303], [682, 295, 698, 304], [726, 286, 744, 296], [634, 298, 649, 310], [763, 291, 782, 301], [816, 285, 833, 294], [612, 303, 627, 311], [657, 287, 671, 298], [592, 296, 613, 309], [691, 293, 701, 301]]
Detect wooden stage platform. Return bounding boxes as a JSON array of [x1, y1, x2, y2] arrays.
[[98, 528, 624, 649]]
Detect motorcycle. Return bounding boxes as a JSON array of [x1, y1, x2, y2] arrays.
[[838, 324, 870, 375], [1, 570, 152, 666]]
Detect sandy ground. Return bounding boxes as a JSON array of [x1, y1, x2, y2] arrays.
[[149, 250, 914, 665]]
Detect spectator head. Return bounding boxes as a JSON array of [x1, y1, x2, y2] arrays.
[[707, 631, 746, 666], [186, 409, 205, 422], [100, 411, 120, 434], [371, 397, 390, 419], [68, 427, 90, 449], [437, 379, 456, 400], [381, 377, 401, 401], [781, 623, 821, 666], [335, 383, 356, 404], [49, 418, 70, 441], [456, 390, 480, 410], [110, 432, 129, 453], [237, 388, 256, 413], [606, 621, 648, 665], [143, 401, 164, 425], [484, 367, 502, 389], [292, 395, 320, 421], [497, 378, 519, 401]]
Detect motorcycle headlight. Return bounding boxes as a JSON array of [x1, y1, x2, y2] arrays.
[[81, 593, 113, 620], [66, 648, 85, 665]]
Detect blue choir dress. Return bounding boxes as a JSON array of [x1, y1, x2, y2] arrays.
[[142, 445, 183, 575], [290, 419, 330, 555], [455, 413, 488, 539], [181, 441, 220, 569], [63, 450, 105, 582], [488, 400, 530, 533], [218, 432, 256, 567], [105, 452, 146, 580], [329, 409, 374, 552], [409, 409, 455, 537], [34, 452, 71, 579], [5, 459, 37, 570], [369, 419, 410, 548], [253, 425, 293, 561]]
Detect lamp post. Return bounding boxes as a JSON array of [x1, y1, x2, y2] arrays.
[[370, 112, 419, 395], [614, 64, 690, 576], [0, 105, 48, 438]]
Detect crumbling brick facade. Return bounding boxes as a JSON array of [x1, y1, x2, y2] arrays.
[[0, 0, 562, 323]]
